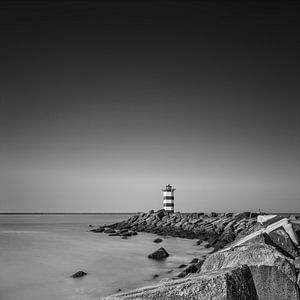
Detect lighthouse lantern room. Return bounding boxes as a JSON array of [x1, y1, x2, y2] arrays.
[[162, 184, 175, 213]]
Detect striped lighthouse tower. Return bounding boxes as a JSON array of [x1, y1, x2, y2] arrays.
[[162, 184, 175, 213]]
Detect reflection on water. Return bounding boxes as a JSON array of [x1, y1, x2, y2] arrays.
[[0, 214, 210, 300]]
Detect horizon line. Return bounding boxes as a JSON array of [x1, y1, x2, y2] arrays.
[[0, 211, 299, 215]]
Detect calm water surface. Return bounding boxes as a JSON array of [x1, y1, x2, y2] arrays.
[[0, 214, 211, 300]]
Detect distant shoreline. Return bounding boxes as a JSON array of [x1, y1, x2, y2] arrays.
[[0, 212, 136, 215]]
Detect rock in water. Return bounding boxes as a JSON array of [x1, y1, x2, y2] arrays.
[[153, 238, 163, 243], [71, 271, 87, 278], [109, 233, 120, 236], [104, 228, 116, 234], [177, 264, 198, 278], [121, 232, 132, 237], [189, 258, 199, 264], [90, 227, 105, 233], [148, 247, 169, 260]]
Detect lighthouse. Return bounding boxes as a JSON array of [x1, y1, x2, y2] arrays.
[[162, 184, 175, 213]]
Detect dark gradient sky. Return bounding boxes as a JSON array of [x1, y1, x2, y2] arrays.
[[0, 0, 299, 212]]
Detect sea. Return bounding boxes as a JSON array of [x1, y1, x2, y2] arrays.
[[0, 214, 211, 300]]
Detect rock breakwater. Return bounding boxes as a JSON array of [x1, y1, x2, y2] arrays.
[[101, 212, 300, 299], [91, 210, 258, 251]]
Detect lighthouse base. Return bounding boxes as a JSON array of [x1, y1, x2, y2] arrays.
[[164, 208, 174, 213]]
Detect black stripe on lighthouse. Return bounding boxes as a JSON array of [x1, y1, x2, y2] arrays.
[[164, 203, 174, 207], [163, 196, 174, 200]]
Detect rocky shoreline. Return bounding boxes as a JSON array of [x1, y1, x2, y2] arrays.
[[90, 210, 300, 299]]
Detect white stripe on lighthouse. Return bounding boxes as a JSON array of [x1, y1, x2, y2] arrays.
[[164, 207, 173, 211], [163, 199, 174, 204], [163, 192, 173, 197]]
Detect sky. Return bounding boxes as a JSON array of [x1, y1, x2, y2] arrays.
[[0, 0, 299, 213]]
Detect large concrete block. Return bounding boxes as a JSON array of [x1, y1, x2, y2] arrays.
[[257, 215, 279, 225], [264, 218, 299, 245], [200, 243, 299, 300], [268, 226, 298, 258], [250, 265, 299, 300], [225, 217, 299, 251], [242, 231, 298, 259], [104, 265, 258, 300]]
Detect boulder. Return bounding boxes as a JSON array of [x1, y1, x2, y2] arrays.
[[207, 234, 220, 245], [71, 271, 87, 278], [257, 215, 280, 225], [104, 265, 258, 299], [156, 209, 165, 220], [233, 212, 249, 222], [200, 243, 299, 300], [177, 264, 198, 278], [195, 259, 205, 271], [161, 215, 169, 222], [235, 222, 264, 240], [155, 221, 163, 228], [242, 232, 274, 246], [234, 223, 298, 259], [215, 220, 225, 231], [153, 238, 163, 243], [104, 228, 116, 234], [209, 212, 218, 217], [221, 229, 236, 242], [235, 226, 245, 235], [136, 224, 146, 231], [264, 218, 299, 246], [212, 229, 236, 250], [250, 265, 300, 300], [90, 227, 105, 233], [121, 232, 132, 237], [109, 233, 120, 236], [189, 258, 199, 264], [224, 220, 236, 230], [268, 226, 298, 258], [294, 257, 300, 270], [148, 247, 169, 260]]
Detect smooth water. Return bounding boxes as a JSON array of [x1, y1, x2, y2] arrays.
[[0, 214, 211, 300]]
